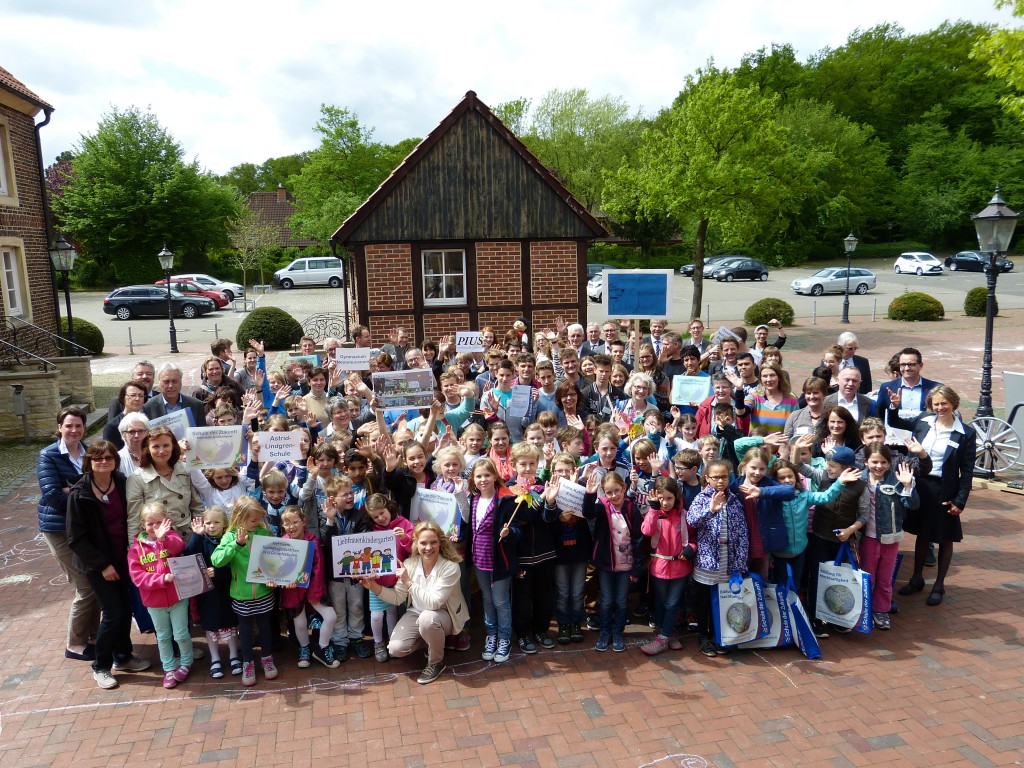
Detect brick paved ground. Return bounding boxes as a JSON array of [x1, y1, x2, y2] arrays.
[[1, 470, 1022, 768]]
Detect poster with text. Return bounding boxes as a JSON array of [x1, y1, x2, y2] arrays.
[[671, 375, 712, 406], [603, 269, 672, 320], [331, 530, 399, 579], [555, 481, 586, 517], [185, 426, 244, 470], [246, 536, 314, 586], [409, 488, 462, 539], [335, 347, 373, 371], [455, 331, 483, 353], [255, 430, 304, 462], [147, 409, 192, 441], [168, 554, 214, 600], [373, 369, 435, 411]]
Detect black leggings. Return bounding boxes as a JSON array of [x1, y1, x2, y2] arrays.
[[693, 581, 714, 638], [236, 610, 274, 663]]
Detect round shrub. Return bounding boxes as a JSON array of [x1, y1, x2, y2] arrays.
[[964, 287, 996, 317], [236, 306, 303, 351], [744, 298, 795, 327], [887, 292, 944, 322], [61, 316, 104, 355]]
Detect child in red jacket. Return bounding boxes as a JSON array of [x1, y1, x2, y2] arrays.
[[279, 506, 340, 669], [128, 502, 194, 688]]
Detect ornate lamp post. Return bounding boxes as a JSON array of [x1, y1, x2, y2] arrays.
[[840, 232, 858, 324], [971, 187, 1019, 419], [48, 235, 77, 345], [157, 245, 179, 353]]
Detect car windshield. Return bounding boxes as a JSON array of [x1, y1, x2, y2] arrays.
[[812, 269, 836, 277]]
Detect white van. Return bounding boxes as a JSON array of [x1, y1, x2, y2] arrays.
[[273, 257, 345, 289]]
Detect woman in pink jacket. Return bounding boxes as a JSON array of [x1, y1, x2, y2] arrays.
[[640, 476, 696, 656]]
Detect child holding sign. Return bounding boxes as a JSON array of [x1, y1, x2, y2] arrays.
[[542, 454, 591, 644], [365, 494, 414, 662]]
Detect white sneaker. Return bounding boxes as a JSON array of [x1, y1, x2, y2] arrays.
[[112, 655, 152, 673], [482, 635, 497, 661], [93, 669, 118, 689]]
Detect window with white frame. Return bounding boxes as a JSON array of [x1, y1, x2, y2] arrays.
[[422, 249, 466, 306], [0, 122, 11, 198], [1, 246, 27, 318]]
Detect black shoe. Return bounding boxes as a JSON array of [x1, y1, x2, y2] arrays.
[[332, 643, 349, 662], [353, 639, 373, 659], [898, 576, 925, 596], [536, 632, 556, 649], [926, 587, 945, 606], [518, 636, 537, 654], [585, 615, 600, 631], [812, 620, 830, 639], [698, 636, 717, 657], [569, 623, 584, 643], [833, 624, 851, 634], [557, 625, 571, 645]]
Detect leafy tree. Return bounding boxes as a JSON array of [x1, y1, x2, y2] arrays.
[[220, 153, 309, 195], [288, 105, 418, 243], [230, 208, 279, 289], [973, 0, 1024, 120], [52, 106, 239, 284], [492, 97, 532, 137]]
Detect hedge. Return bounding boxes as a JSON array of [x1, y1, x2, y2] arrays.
[[235, 307, 303, 351], [744, 298, 795, 327], [887, 292, 944, 321], [61, 316, 104, 355], [964, 287, 996, 317]]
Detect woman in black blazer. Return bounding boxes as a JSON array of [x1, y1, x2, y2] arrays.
[[887, 385, 976, 606]]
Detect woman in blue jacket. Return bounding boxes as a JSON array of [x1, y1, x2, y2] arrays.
[[37, 407, 98, 661]]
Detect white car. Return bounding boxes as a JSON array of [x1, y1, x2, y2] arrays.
[[893, 252, 943, 276], [790, 267, 877, 296], [587, 274, 603, 302], [171, 273, 245, 301], [273, 256, 346, 289]]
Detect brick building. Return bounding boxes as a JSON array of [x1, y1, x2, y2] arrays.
[[245, 185, 317, 249], [330, 91, 606, 346]]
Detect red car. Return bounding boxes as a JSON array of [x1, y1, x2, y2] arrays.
[[154, 278, 229, 308]]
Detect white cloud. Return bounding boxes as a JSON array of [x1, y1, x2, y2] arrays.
[[4, 0, 1017, 173]]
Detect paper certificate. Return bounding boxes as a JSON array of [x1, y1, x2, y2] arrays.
[[455, 331, 483, 353], [331, 530, 399, 579], [167, 554, 213, 600], [255, 430, 304, 462], [710, 326, 742, 346], [555, 481, 586, 518], [185, 426, 245, 470], [671, 375, 712, 406], [147, 410, 192, 441], [508, 385, 533, 419], [247, 536, 314, 586], [373, 369, 435, 411], [335, 347, 373, 371], [409, 488, 462, 538]]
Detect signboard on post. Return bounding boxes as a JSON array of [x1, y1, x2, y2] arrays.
[[335, 347, 373, 371], [602, 269, 673, 320]]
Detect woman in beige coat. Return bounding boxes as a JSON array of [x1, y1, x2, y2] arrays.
[[125, 425, 203, 544], [361, 521, 468, 685]]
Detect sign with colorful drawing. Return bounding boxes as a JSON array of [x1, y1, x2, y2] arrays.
[[330, 530, 399, 579]]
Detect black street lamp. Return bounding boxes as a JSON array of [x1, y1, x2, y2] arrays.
[[48, 235, 77, 345], [971, 187, 1019, 419], [840, 232, 858, 324], [157, 245, 179, 353]]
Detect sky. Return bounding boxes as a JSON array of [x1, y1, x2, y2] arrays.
[[5, 0, 1019, 176]]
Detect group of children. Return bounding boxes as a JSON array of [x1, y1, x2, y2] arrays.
[[118, 324, 929, 689]]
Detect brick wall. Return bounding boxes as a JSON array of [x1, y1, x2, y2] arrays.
[[422, 312, 470, 344], [530, 241, 579, 305], [531, 307, 579, 334], [0, 103, 57, 334], [476, 241, 522, 305], [478, 311, 522, 337], [368, 313, 416, 350], [364, 243, 413, 312]]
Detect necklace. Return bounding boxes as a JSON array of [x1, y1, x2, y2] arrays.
[[93, 476, 115, 503]]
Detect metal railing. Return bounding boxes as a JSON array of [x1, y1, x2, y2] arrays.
[[5, 317, 92, 356]]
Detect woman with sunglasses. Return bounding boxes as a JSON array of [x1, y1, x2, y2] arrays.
[[67, 440, 151, 688]]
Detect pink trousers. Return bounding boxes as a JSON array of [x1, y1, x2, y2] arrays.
[[858, 536, 899, 613]]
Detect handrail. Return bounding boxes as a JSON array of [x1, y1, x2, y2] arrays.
[[6, 317, 91, 356], [0, 337, 57, 371]]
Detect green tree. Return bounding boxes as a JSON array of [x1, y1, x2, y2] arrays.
[[221, 153, 309, 195], [230, 208, 279, 289], [52, 106, 239, 284], [492, 97, 532, 136], [973, 0, 1024, 120], [288, 105, 418, 243]]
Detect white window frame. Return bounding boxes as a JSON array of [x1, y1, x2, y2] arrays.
[[0, 245, 28, 319], [422, 249, 467, 307], [0, 119, 14, 201]]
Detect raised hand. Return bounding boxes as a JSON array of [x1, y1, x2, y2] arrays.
[[838, 467, 863, 484], [585, 468, 600, 495], [895, 462, 915, 487], [888, 387, 902, 410], [544, 476, 560, 505], [235, 526, 248, 545], [248, 338, 265, 356], [191, 517, 205, 535]]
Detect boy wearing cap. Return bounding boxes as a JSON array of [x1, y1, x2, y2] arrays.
[[793, 440, 867, 638]]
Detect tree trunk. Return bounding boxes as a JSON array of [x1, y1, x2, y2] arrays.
[[689, 217, 710, 321]]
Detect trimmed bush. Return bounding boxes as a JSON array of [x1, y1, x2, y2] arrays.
[[887, 292, 944, 322], [61, 316, 104, 355], [964, 286, 996, 317], [236, 306, 303, 351], [744, 298, 795, 327]]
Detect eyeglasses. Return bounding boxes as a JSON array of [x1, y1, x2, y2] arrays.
[[706, 474, 730, 480], [125, 429, 148, 436], [93, 456, 116, 463], [899, 362, 920, 368]]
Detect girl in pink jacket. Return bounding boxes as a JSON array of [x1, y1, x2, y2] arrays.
[[640, 477, 696, 656], [128, 502, 194, 688]]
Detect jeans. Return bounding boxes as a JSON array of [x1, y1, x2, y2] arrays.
[[86, 561, 134, 673], [597, 569, 631, 637], [553, 562, 587, 625], [148, 600, 194, 671], [328, 580, 366, 646], [475, 568, 512, 641], [650, 575, 687, 638]]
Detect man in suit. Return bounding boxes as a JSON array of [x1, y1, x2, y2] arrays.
[[874, 347, 940, 428], [642, 318, 669, 359], [708, 338, 741, 377], [824, 367, 874, 424], [143, 363, 207, 427], [589, 321, 620, 356], [837, 332, 872, 394]]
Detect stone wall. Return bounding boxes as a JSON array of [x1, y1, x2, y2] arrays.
[[54, 356, 94, 409], [0, 367, 61, 439]]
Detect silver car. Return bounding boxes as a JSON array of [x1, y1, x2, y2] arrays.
[[790, 267, 877, 296]]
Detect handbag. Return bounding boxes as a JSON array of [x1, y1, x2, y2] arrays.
[[738, 580, 793, 650], [783, 564, 822, 660], [712, 571, 770, 647], [816, 541, 873, 633]]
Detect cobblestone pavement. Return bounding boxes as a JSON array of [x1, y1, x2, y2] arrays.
[[1, 467, 1022, 768]]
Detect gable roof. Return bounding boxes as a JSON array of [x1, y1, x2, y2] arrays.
[[245, 188, 318, 248], [331, 91, 606, 244], [0, 65, 53, 115]]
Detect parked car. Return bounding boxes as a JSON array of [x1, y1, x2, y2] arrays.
[[171, 273, 245, 301], [707, 257, 769, 282], [587, 274, 603, 302], [154, 278, 229, 308], [273, 257, 346, 289], [587, 263, 614, 280], [103, 286, 216, 320], [893, 252, 943, 275], [790, 267, 877, 296], [680, 254, 736, 276], [944, 251, 1014, 273]]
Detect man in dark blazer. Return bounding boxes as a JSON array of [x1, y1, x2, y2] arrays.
[[837, 332, 872, 394], [874, 347, 940, 428], [107, 360, 157, 421], [824, 368, 874, 424], [142, 363, 207, 427]]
